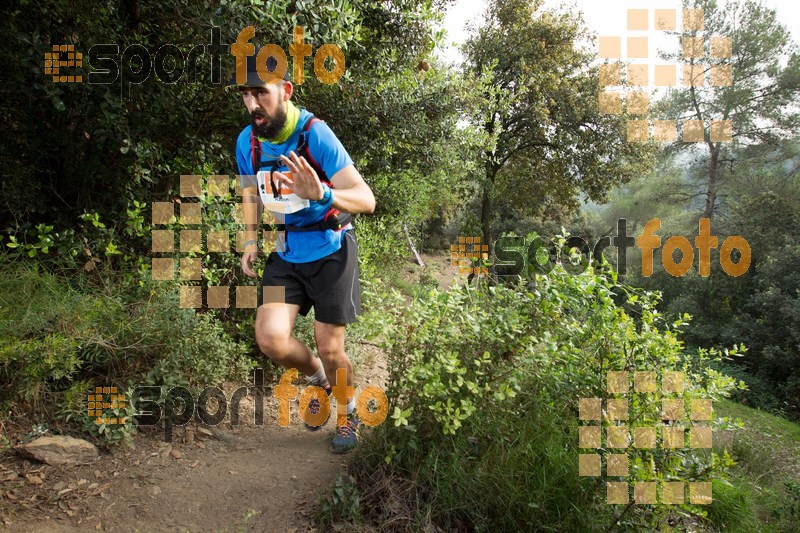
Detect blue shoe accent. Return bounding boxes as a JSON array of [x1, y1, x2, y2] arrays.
[[330, 413, 360, 454]]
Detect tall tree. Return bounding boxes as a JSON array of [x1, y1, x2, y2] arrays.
[[462, 0, 651, 250], [660, 0, 800, 220]]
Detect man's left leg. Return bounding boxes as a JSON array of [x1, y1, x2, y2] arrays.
[[314, 320, 359, 453]]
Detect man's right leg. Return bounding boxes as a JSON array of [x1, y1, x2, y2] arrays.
[[254, 303, 318, 376], [254, 302, 331, 430]]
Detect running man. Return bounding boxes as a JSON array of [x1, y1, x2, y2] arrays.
[[230, 50, 375, 453]]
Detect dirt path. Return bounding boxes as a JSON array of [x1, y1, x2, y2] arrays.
[[1, 342, 389, 533], [2, 251, 453, 532]]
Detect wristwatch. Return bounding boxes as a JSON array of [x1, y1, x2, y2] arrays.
[[319, 183, 333, 207]]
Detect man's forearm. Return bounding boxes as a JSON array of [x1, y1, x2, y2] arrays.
[[329, 183, 376, 214], [243, 187, 262, 252]]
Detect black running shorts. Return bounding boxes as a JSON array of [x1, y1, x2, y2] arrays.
[[259, 229, 361, 324]]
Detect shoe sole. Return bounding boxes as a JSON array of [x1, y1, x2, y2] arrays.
[[330, 444, 357, 454], [304, 392, 332, 431]]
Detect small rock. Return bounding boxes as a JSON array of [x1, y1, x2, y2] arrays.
[[150, 486, 161, 496], [77, 479, 87, 485], [291, 475, 298, 481], [196, 442, 206, 449], [93, 470, 102, 479], [190, 460, 199, 468], [52, 482, 66, 492], [184, 428, 195, 445], [170, 449, 182, 460], [16, 436, 98, 466], [88, 483, 98, 490]]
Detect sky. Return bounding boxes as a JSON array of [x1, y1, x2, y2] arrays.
[[437, 0, 800, 64]]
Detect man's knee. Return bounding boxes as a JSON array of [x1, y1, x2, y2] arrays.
[[255, 329, 291, 360], [317, 343, 349, 369]]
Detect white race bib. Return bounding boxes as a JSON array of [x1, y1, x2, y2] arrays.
[[256, 170, 310, 214]]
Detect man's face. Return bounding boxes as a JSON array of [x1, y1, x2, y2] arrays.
[[239, 83, 288, 139]]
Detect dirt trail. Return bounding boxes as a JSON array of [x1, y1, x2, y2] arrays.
[[2, 342, 388, 533], [1, 252, 454, 532]]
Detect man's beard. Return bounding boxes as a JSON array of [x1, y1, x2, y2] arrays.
[[251, 104, 287, 140]]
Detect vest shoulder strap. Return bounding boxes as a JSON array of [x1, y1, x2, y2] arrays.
[[297, 115, 330, 185]]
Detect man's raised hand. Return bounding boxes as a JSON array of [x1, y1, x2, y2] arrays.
[[275, 151, 324, 201]]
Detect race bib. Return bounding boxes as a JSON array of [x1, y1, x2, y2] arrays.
[[256, 170, 310, 214]]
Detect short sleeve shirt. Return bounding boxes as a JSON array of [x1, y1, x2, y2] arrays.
[[235, 109, 354, 263]]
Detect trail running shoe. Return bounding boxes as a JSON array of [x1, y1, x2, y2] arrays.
[[304, 385, 332, 431], [330, 413, 360, 454]]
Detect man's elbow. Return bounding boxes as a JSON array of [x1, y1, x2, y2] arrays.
[[363, 191, 376, 214]]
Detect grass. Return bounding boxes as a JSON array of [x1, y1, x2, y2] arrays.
[[713, 399, 800, 531]]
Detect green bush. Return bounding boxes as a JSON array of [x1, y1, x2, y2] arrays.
[[0, 260, 253, 445], [347, 237, 747, 530]]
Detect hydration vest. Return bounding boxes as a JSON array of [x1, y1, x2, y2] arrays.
[[250, 115, 353, 232]]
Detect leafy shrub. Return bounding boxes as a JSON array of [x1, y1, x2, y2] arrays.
[[318, 473, 362, 528], [349, 237, 747, 530], [0, 260, 253, 445]]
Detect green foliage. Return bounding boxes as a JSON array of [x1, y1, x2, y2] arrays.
[[349, 237, 745, 530], [614, 145, 800, 420], [79, 387, 137, 447], [658, 0, 800, 219], [713, 400, 800, 531], [140, 311, 252, 392], [0, 260, 252, 445], [318, 473, 361, 528], [462, 0, 654, 245]]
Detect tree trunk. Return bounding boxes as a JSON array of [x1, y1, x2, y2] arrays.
[[480, 159, 497, 257], [704, 146, 720, 220]]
